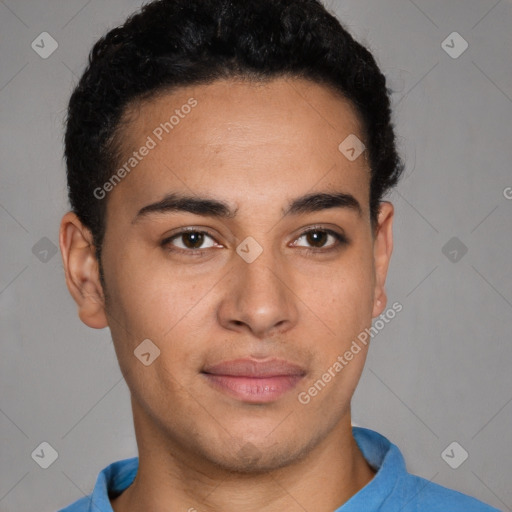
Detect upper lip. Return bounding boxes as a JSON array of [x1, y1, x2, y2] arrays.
[[202, 358, 306, 378]]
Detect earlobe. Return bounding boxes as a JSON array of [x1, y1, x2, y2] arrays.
[[371, 201, 394, 318], [59, 211, 109, 329]]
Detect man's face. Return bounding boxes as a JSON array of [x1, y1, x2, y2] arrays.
[[67, 77, 393, 472]]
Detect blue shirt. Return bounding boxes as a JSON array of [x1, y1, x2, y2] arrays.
[[59, 426, 500, 511]]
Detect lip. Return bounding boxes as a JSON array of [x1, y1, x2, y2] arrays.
[[202, 358, 306, 403]]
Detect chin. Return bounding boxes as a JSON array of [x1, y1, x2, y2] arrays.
[[210, 448, 302, 474], [199, 431, 321, 475]]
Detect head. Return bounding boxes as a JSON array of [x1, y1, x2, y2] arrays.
[[60, 0, 404, 473]]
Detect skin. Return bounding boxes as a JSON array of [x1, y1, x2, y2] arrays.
[[59, 77, 394, 512]]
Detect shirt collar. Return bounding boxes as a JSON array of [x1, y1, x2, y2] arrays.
[[337, 426, 404, 510]]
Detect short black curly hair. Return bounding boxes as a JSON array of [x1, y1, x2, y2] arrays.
[[64, 0, 404, 279]]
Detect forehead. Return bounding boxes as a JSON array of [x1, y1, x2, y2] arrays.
[[107, 77, 371, 222]]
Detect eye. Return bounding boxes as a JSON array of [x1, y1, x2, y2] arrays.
[[292, 228, 348, 252], [161, 226, 348, 257], [161, 229, 219, 253]]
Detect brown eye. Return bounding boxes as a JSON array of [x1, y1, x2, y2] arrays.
[[293, 228, 348, 251], [304, 230, 328, 248], [162, 230, 218, 252], [181, 232, 205, 249]]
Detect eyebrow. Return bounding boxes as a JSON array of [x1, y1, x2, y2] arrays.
[[132, 191, 362, 224]]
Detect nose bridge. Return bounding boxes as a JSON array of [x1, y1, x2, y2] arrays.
[[219, 238, 298, 336], [238, 241, 285, 298]]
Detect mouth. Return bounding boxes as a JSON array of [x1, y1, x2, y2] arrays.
[[201, 358, 306, 404]]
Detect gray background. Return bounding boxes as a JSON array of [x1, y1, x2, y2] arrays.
[[0, 0, 511, 510]]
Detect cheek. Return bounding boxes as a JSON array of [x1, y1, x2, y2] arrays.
[[104, 252, 219, 376], [105, 263, 203, 404], [105, 250, 190, 330], [296, 266, 373, 409], [305, 255, 374, 335]]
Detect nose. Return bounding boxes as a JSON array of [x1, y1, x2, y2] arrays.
[[216, 245, 299, 339]]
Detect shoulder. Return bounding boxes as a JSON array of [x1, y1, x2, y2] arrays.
[[352, 427, 500, 512], [387, 472, 502, 512]]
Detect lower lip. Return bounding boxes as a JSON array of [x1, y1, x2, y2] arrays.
[[203, 374, 303, 403]]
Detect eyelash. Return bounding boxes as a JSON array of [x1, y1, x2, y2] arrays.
[[161, 226, 348, 256]]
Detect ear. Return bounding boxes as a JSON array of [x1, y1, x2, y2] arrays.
[[59, 211, 108, 329], [371, 201, 394, 318]]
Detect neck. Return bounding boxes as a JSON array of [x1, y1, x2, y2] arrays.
[[111, 404, 375, 512]]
